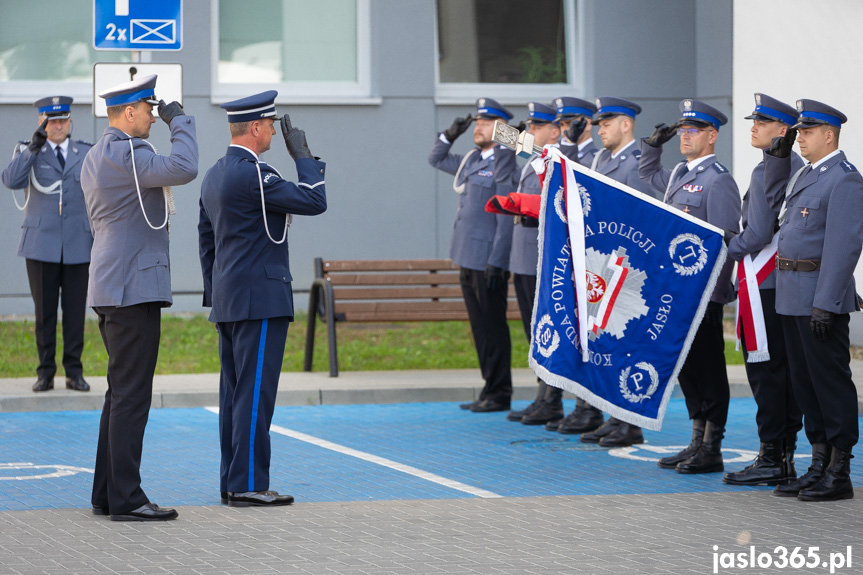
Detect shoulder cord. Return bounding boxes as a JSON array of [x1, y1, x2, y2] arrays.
[[452, 148, 478, 194], [255, 161, 289, 244], [129, 139, 175, 231], [777, 164, 808, 226], [662, 162, 686, 204], [589, 148, 605, 171], [9, 143, 62, 212]]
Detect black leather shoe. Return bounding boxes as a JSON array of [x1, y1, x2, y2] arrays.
[[507, 399, 543, 421], [599, 422, 644, 447], [92, 505, 109, 516], [658, 419, 705, 469], [110, 503, 178, 521], [459, 400, 480, 410], [723, 441, 787, 486], [545, 419, 562, 431], [32, 377, 54, 392], [775, 443, 830, 497], [65, 376, 90, 392], [221, 492, 228, 504], [557, 403, 604, 435], [797, 448, 854, 502], [227, 490, 294, 507], [470, 398, 510, 413], [580, 417, 621, 443], [521, 402, 564, 425], [676, 422, 725, 474]]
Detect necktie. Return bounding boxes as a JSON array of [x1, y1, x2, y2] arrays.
[[675, 163, 689, 185], [56, 147, 65, 170]]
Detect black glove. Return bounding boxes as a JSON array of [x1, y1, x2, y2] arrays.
[[157, 100, 185, 125], [443, 114, 473, 142], [566, 117, 587, 142], [810, 307, 834, 341], [515, 121, 527, 133], [28, 119, 48, 153], [485, 264, 507, 292], [644, 123, 678, 148], [766, 128, 798, 159], [280, 115, 314, 161], [723, 229, 737, 246]]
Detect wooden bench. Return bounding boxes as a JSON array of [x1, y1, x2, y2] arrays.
[[303, 258, 520, 376]]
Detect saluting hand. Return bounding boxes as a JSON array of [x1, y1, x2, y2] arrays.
[[157, 100, 185, 125], [565, 117, 587, 142], [28, 118, 49, 153], [644, 123, 677, 148], [281, 115, 314, 161], [443, 114, 473, 142], [766, 128, 798, 159]]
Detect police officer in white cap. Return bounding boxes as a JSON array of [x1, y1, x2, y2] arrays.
[[82, 74, 198, 521], [764, 99, 863, 501], [640, 99, 741, 475], [2, 96, 93, 393]]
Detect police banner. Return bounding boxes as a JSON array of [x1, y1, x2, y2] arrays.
[[530, 149, 727, 431]]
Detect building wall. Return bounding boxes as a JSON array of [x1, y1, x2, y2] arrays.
[[0, 0, 732, 317]]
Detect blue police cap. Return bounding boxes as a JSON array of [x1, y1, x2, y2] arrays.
[[475, 98, 513, 121], [99, 74, 159, 108], [34, 96, 73, 119], [220, 90, 280, 123], [553, 97, 596, 121], [525, 102, 557, 125], [594, 97, 642, 121], [679, 99, 727, 129], [744, 93, 797, 126], [792, 99, 847, 129]]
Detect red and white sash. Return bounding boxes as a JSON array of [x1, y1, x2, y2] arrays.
[[735, 233, 778, 363]]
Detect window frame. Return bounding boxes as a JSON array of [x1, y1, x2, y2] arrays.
[[433, 0, 586, 105], [210, 0, 376, 105]]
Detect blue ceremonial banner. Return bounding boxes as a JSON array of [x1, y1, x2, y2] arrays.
[[529, 150, 727, 431]]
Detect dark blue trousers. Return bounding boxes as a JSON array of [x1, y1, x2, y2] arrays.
[[217, 317, 289, 493]]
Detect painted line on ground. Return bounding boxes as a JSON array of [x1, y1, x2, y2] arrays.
[[204, 407, 502, 499]]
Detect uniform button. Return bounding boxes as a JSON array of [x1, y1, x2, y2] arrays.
[[319, 169, 323, 174], [282, 276, 286, 281]]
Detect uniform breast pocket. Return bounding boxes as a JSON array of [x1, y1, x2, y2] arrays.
[[790, 196, 821, 230], [137, 252, 170, 298], [265, 265, 292, 284], [676, 193, 703, 209], [469, 173, 494, 189]]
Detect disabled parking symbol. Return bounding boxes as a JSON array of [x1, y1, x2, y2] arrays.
[[0, 462, 94, 480], [607, 444, 759, 464]]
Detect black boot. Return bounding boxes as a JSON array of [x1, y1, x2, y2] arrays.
[[557, 399, 604, 434], [507, 382, 546, 421], [723, 441, 785, 486], [774, 443, 830, 497], [599, 422, 644, 447], [798, 447, 854, 501], [784, 434, 798, 481], [676, 421, 724, 474], [521, 387, 564, 425], [580, 417, 621, 443], [658, 419, 705, 469]]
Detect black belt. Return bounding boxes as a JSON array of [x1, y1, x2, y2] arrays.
[[776, 256, 821, 272], [515, 215, 539, 228]]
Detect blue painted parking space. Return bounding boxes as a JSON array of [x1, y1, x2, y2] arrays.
[[1, 397, 861, 511]]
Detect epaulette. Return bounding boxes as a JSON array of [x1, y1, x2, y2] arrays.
[[713, 162, 728, 174], [841, 160, 857, 173], [632, 149, 641, 160], [74, 139, 94, 147]]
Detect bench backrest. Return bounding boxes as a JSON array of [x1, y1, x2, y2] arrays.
[[314, 258, 520, 322]]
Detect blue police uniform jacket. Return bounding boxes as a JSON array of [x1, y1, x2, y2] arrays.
[[199, 146, 327, 323], [591, 140, 657, 199], [559, 138, 599, 168], [639, 142, 741, 304], [81, 117, 198, 307], [765, 151, 863, 317], [728, 151, 804, 290], [2, 138, 94, 264], [428, 136, 515, 271], [508, 156, 543, 276]]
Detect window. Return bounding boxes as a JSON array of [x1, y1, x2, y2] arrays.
[[214, 0, 372, 103], [0, 0, 129, 101], [435, 0, 580, 103]]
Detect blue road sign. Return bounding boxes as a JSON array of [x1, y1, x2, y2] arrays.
[[94, 0, 183, 51]]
